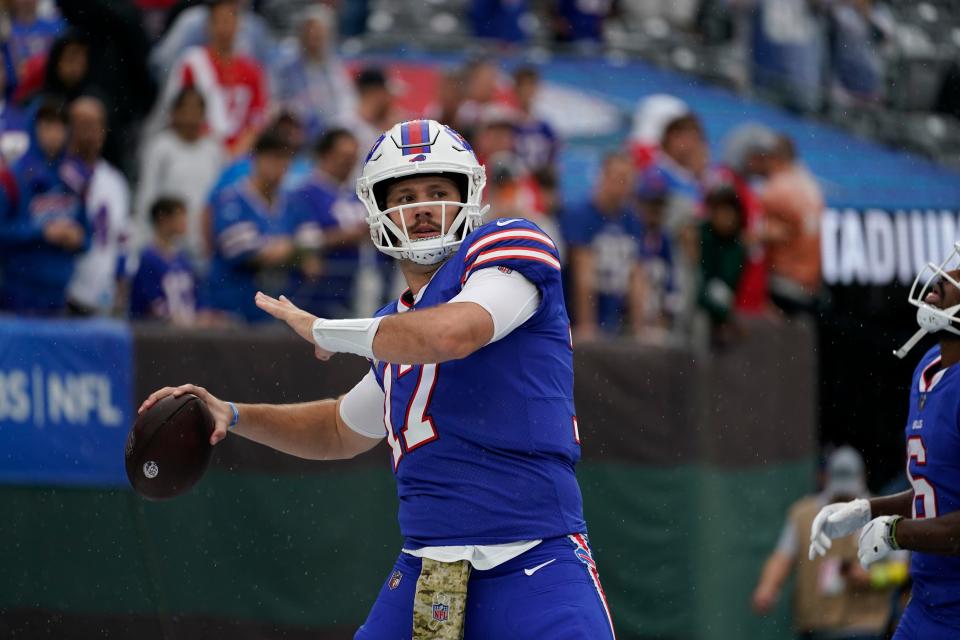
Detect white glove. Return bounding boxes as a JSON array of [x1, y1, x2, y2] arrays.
[[858, 515, 902, 568], [808, 498, 872, 560]]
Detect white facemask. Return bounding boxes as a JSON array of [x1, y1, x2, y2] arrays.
[[894, 241, 960, 359]]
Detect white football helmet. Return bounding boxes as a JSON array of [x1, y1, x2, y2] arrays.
[[356, 119, 487, 265], [894, 241, 960, 358]]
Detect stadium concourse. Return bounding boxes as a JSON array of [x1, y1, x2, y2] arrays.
[[1, 1, 960, 639]]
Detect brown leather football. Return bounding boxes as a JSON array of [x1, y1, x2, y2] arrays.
[[124, 393, 214, 500]]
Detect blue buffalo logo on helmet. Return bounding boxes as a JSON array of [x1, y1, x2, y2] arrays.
[[364, 133, 386, 165], [444, 124, 473, 152]]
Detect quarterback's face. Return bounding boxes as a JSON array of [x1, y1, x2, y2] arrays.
[[927, 269, 960, 310], [384, 176, 462, 240]]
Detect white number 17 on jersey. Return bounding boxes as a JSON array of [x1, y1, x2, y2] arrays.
[[383, 363, 439, 470]]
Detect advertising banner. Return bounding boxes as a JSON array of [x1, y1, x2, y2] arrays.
[[822, 208, 960, 286], [0, 318, 133, 486]]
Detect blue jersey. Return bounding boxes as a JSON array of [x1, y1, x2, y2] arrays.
[[640, 226, 674, 290], [0, 151, 90, 313], [468, 0, 529, 43], [286, 173, 366, 318], [9, 16, 65, 71], [641, 162, 702, 206], [205, 181, 292, 323], [371, 218, 585, 549], [0, 101, 25, 129], [129, 245, 197, 322], [514, 118, 558, 173], [905, 345, 960, 623], [557, 0, 610, 42], [562, 201, 644, 333], [208, 155, 312, 202]]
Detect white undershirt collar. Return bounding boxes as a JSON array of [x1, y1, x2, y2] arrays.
[[919, 356, 949, 393], [397, 267, 443, 312]]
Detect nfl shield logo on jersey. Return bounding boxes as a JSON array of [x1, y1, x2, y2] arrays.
[[432, 594, 450, 622], [388, 570, 402, 590]]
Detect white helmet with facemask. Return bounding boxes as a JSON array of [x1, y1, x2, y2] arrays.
[[356, 119, 487, 265], [894, 241, 960, 358]]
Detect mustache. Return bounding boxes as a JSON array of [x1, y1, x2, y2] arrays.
[[407, 222, 441, 233]]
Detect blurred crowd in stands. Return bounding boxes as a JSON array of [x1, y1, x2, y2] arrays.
[[577, 100, 824, 348], [0, 0, 914, 349], [368, 0, 960, 119], [475, 0, 900, 112]]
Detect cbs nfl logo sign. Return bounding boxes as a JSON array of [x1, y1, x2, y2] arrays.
[[432, 594, 450, 622]]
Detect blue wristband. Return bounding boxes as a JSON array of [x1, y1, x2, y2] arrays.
[[227, 401, 239, 430]]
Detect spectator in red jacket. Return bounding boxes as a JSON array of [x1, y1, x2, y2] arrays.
[[148, 0, 267, 157]]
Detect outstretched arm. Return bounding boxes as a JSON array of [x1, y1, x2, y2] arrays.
[[254, 292, 494, 364], [138, 383, 381, 459], [224, 397, 381, 460], [256, 268, 540, 364]]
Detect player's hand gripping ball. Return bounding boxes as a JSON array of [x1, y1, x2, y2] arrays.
[[125, 393, 215, 500]]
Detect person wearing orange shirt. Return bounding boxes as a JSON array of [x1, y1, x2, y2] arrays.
[[758, 135, 824, 315]]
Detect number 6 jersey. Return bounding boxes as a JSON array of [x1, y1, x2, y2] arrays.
[[905, 345, 960, 623], [367, 219, 586, 550]]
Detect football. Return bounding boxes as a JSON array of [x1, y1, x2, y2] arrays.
[[124, 393, 215, 501]]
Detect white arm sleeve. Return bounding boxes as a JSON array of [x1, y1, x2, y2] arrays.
[[449, 267, 541, 343], [338, 370, 386, 439]]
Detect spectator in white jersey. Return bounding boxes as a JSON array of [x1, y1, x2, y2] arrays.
[[136, 86, 225, 268], [65, 95, 131, 317]]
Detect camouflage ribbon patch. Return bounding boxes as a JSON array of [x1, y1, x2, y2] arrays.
[[412, 557, 471, 640]]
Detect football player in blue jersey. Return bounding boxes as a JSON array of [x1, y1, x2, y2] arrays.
[[809, 243, 960, 638], [140, 119, 615, 639]]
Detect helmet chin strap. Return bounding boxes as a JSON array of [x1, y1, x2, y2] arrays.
[[894, 303, 960, 359], [405, 240, 455, 266]]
